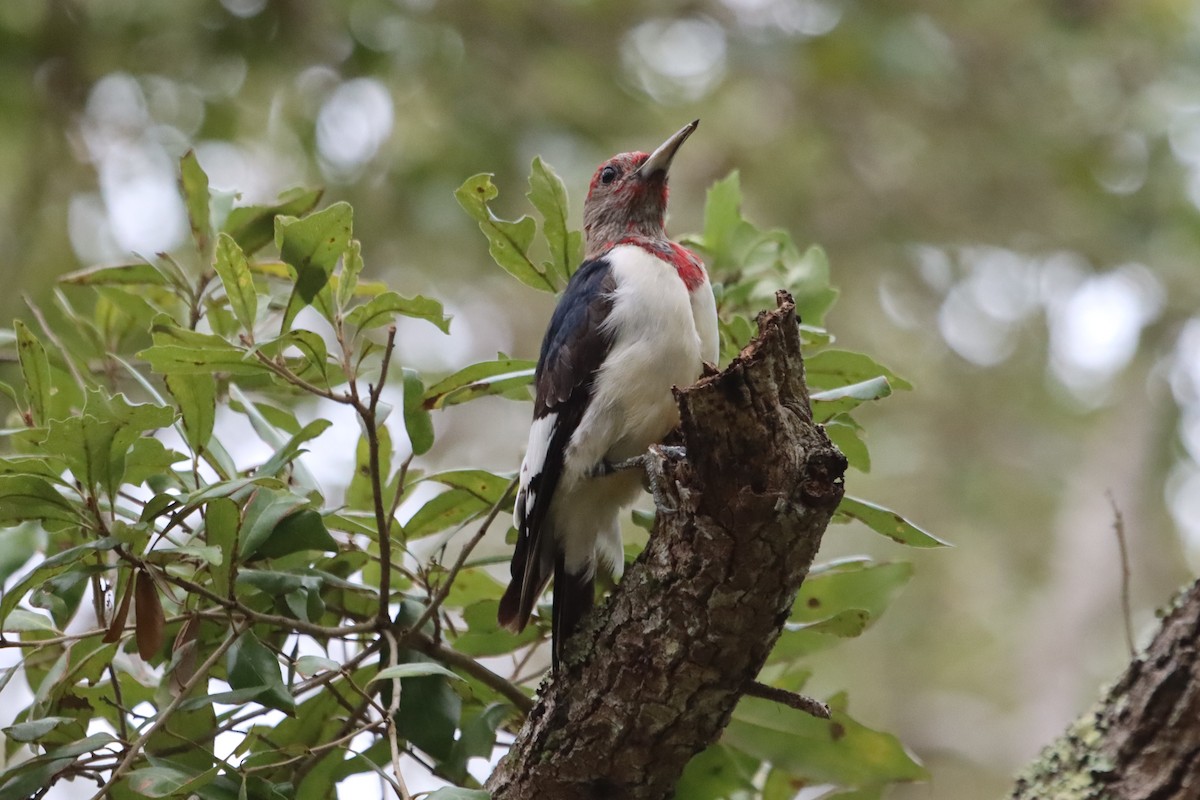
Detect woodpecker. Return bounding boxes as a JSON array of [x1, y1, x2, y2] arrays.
[[498, 120, 719, 668]]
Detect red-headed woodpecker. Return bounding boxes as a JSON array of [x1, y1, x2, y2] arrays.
[[498, 120, 719, 667]]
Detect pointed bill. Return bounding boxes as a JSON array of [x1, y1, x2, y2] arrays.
[[636, 119, 700, 179]]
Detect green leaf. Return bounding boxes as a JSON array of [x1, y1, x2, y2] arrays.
[[346, 425, 391, 511], [0, 537, 118, 628], [3, 609, 58, 633], [676, 743, 757, 800], [226, 632, 294, 714], [452, 600, 540, 656], [444, 703, 509, 783], [424, 790, 491, 800], [527, 156, 582, 284], [372, 662, 463, 682], [336, 239, 364, 310], [205, 497, 239, 597], [58, 262, 170, 288], [343, 290, 451, 334], [222, 187, 324, 256], [422, 358, 536, 410], [834, 496, 949, 548], [138, 323, 264, 376], [427, 786, 492, 800], [213, 233, 258, 334], [275, 202, 353, 331], [393, 654, 462, 760], [123, 438, 188, 488], [255, 328, 331, 385], [811, 377, 894, 422], [405, 483, 503, 540], [455, 174, 554, 292], [254, 509, 338, 558], [0, 733, 117, 799], [793, 558, 914, 623], [789, 245, 840, 326], [41, 390, 175, 498], [824, 414, 870, 472], [180, 150, 212, 252], [253, 418, 332, 479], [166, 373, 216, 454], [724, 696, 928, 788], [697, 171, 748, 274], [127, 764, 216, 798], [0, 475, 79, 526], [420, 469, 514, 503], [145, 704, 219, 776], [239, 489, 308, 559], [402, 369, 434, 456], [805, 349, 912, 392], [13, 320, 51, 426], [442, 567, 506, 609], [295, 655, 340, 677], [2, 717, 71, 743]]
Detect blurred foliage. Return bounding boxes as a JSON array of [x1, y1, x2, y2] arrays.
[[0, 0, 1198, 798]]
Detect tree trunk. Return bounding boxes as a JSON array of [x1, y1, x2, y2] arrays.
[[1011, 577, 1200, 799], [486, 291, 847, 800]]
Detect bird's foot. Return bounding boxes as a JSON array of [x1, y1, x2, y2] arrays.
[[589, 445, 687, 513]]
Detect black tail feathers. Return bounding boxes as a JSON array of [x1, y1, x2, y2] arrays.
[[551, 556, 594, 671]]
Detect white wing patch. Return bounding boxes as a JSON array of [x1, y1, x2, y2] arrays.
[[514, 412, 556, 529]]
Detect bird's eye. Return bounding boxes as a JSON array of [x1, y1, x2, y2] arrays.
[[600, 165, 618, 185]]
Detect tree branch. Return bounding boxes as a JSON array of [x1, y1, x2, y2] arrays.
[[486, 291, 846, 799], [1012, 576, 1200, 799]]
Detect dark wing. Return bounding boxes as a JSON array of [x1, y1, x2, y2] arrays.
[[498, 256, 617, 640]]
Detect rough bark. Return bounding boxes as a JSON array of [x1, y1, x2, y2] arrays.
[[486, 291, 847, 800], [1011, 578, 1200, 799]]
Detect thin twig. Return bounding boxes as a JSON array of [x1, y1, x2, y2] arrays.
[[1107, 489, 1136, 656], [86, 622, 246, 800], [745, 681, 830, 719], [369, 325, 399, 622], [406, 477, 517, 641], [247, 347, 352, 403], [166, 574, 377, 639], [107, 663, 129, 741], [383, 628, 414, 800], [407, 630, 533, 714], [24, 293, 89, 392]]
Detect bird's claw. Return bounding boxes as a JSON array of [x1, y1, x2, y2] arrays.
[[590, 445, 687, 514]]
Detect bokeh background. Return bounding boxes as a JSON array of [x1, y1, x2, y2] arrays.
[[2, 0, 1199, 797]]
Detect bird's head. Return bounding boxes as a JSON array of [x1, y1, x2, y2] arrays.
[[583, 120, 698, 258]]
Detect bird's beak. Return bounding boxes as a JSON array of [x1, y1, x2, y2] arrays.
[[636, 119, 699, 180]]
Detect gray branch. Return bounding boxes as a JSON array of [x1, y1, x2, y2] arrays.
[[1012, 577, 1200, 799]]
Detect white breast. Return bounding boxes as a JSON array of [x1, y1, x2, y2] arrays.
[[563, 244, 705, 474]]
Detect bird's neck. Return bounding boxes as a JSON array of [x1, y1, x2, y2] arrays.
[[584, 218, 666, 260], [589, 232, 708, 292]]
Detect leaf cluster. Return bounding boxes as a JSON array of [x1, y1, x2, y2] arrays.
[[0, 152, 938, 799]]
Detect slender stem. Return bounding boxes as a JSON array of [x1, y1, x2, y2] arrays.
[[248, 347, 352, 403], [407, 630, 533, 714], [406, 478, 517, 640], [368, 325, 399, 623], [87, 622, 245, 800], [166, 574, 377, 639], [107, 663, 129, 741], [382, 628, 414, 800], [1107, 490, 1136, 657]]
